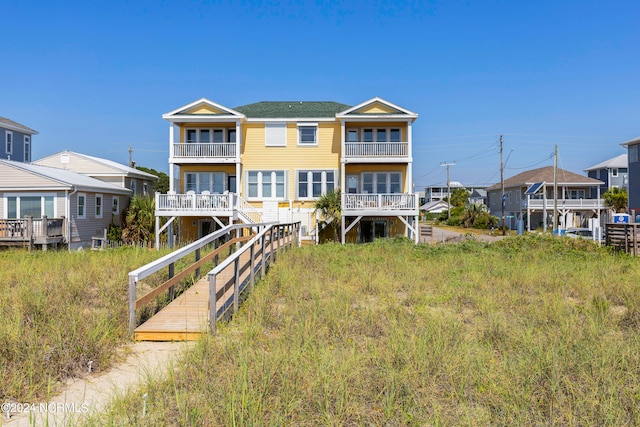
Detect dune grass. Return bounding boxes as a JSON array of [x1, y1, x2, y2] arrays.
[[0, 247, 174, 402], [87, 235, 640, 426]]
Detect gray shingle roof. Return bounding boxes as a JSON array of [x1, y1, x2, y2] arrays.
[[0, 116, 38, 134], [234, 101, 351, 118], [486, 166, 603, 191]]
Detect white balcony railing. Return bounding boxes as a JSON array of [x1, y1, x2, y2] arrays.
[[524, 198, 605, 210], [344, 142, 409, 158], [342, 193, 418, 212], [156, 193, 233, 213], [173, 143, 236, 159]]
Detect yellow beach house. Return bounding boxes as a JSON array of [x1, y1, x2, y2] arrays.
[[156, 97, 419, 245]]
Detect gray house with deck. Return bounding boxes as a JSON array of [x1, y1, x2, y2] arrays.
[[0, 159, 131, 249]]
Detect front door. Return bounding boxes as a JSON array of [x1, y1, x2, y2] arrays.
[[359, 219, 388, 243]]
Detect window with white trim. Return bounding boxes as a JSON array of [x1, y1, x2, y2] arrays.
[[297, 170, 336, 199], [361, 172, 402, 194], [265, 123, 286, 147], [5, 194, 55, 219], [95, 194, 103, 218], [247, 171, 285, 199], [185, 128, 235, 143], [297, 124, 317, 145], [24, 136, 30, 161], [131, 180, 137, 195], [612, 168, 619, 177], [6, 131, 12, 155], [143, 182, 149, 196], [112, 196, 120, 214], [77, 193, 86, 219], [185, 172, 225, 193], [349, 127, 401, 142]]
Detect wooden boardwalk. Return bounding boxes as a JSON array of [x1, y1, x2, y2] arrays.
[[134, 236, 277, 341]]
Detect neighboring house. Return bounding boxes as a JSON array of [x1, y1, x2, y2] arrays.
[[486, 166, 604, 232], [584, 153, 628, 199], [621, 137, 640, 217], [158, 97, 420, 244], [425, 182, 488, 205], [420, 200, 451, 215], [34, 150, 159, 224], [0, 159, 131, 249], [0, 116, 38, 162], [425, 181, 464, 202]]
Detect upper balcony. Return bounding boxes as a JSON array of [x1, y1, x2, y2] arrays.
[[171, 142, 238, 164], [342, 141, 410, 163], [523, 198, 606, 210], [342, 193, 419, 216]]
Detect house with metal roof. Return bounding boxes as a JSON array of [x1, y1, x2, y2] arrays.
[[0, 116, 38, 162], [157, 97, 420, 245], [584, 153, 628, 199], [486, 166, 604, 232], [0, 159, 132, 249]]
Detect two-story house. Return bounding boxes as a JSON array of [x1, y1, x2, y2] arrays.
[[1, 116, 38, 162], [156, 97, 420, 245], [486, 166, 604, 232], [584, 153, 628, 199]]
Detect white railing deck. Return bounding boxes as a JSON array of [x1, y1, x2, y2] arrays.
[[524, 198, 605, 210], [156, 193, 233, 213], [172, 143, 236, 159], [342, 193, 419, 213], [343, 141, 409, 158]]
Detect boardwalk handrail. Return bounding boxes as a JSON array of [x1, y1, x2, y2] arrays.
[[128, 222, 270, 335], [207, 221, 300, 334]]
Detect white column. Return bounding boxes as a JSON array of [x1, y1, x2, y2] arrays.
[[407, 121, 413, 195], [236, 120, 242, 195], [340, 121, 346, 194], [169, 124, 175, 192]]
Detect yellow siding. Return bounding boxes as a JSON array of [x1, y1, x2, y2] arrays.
[[342, 217, 407, 243], [183, 105, 227, 115], [356, 102, 398, 114], [241, 122, 341, 200]]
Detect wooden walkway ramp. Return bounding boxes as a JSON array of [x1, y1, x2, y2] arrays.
[[130, 222, 299, 342], [134, 246, 257, 341]]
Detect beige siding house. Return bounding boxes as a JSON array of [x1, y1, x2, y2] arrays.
[[34, 150, 159, 201], [0, 159, 131, 249]]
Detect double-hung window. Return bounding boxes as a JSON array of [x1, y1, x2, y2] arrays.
[[95, 194, 103, 218], [297, 170, 336, 199], [247, 171, 285, 199], [298, 123, 318, 145], [5, 131, 12, 155], [77, 193, 86, 219], [24, 136, 30, 161]]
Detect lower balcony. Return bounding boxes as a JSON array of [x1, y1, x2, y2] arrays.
[[342, 193, 419, 216], [156, 192, 234, 217]]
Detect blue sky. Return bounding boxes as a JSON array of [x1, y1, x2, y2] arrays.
[[2, 0, 638, 189]]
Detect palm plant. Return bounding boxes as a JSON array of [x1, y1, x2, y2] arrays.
[[314, 189, 342, 242], [122, 195, 155, 245], [603, 187, 628, 213]]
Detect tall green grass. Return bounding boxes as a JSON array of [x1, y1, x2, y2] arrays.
[[0, 247, 172, 402], [87, 235, 640, 425]]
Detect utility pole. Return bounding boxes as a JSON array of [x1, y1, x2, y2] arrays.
[[500, 134, 506, 235], [441, 161, 455, 219], [553, 144, 558, 232], [128, 145, 134, 168]]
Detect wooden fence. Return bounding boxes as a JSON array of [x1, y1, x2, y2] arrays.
[[605, 223, 640, 256]]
